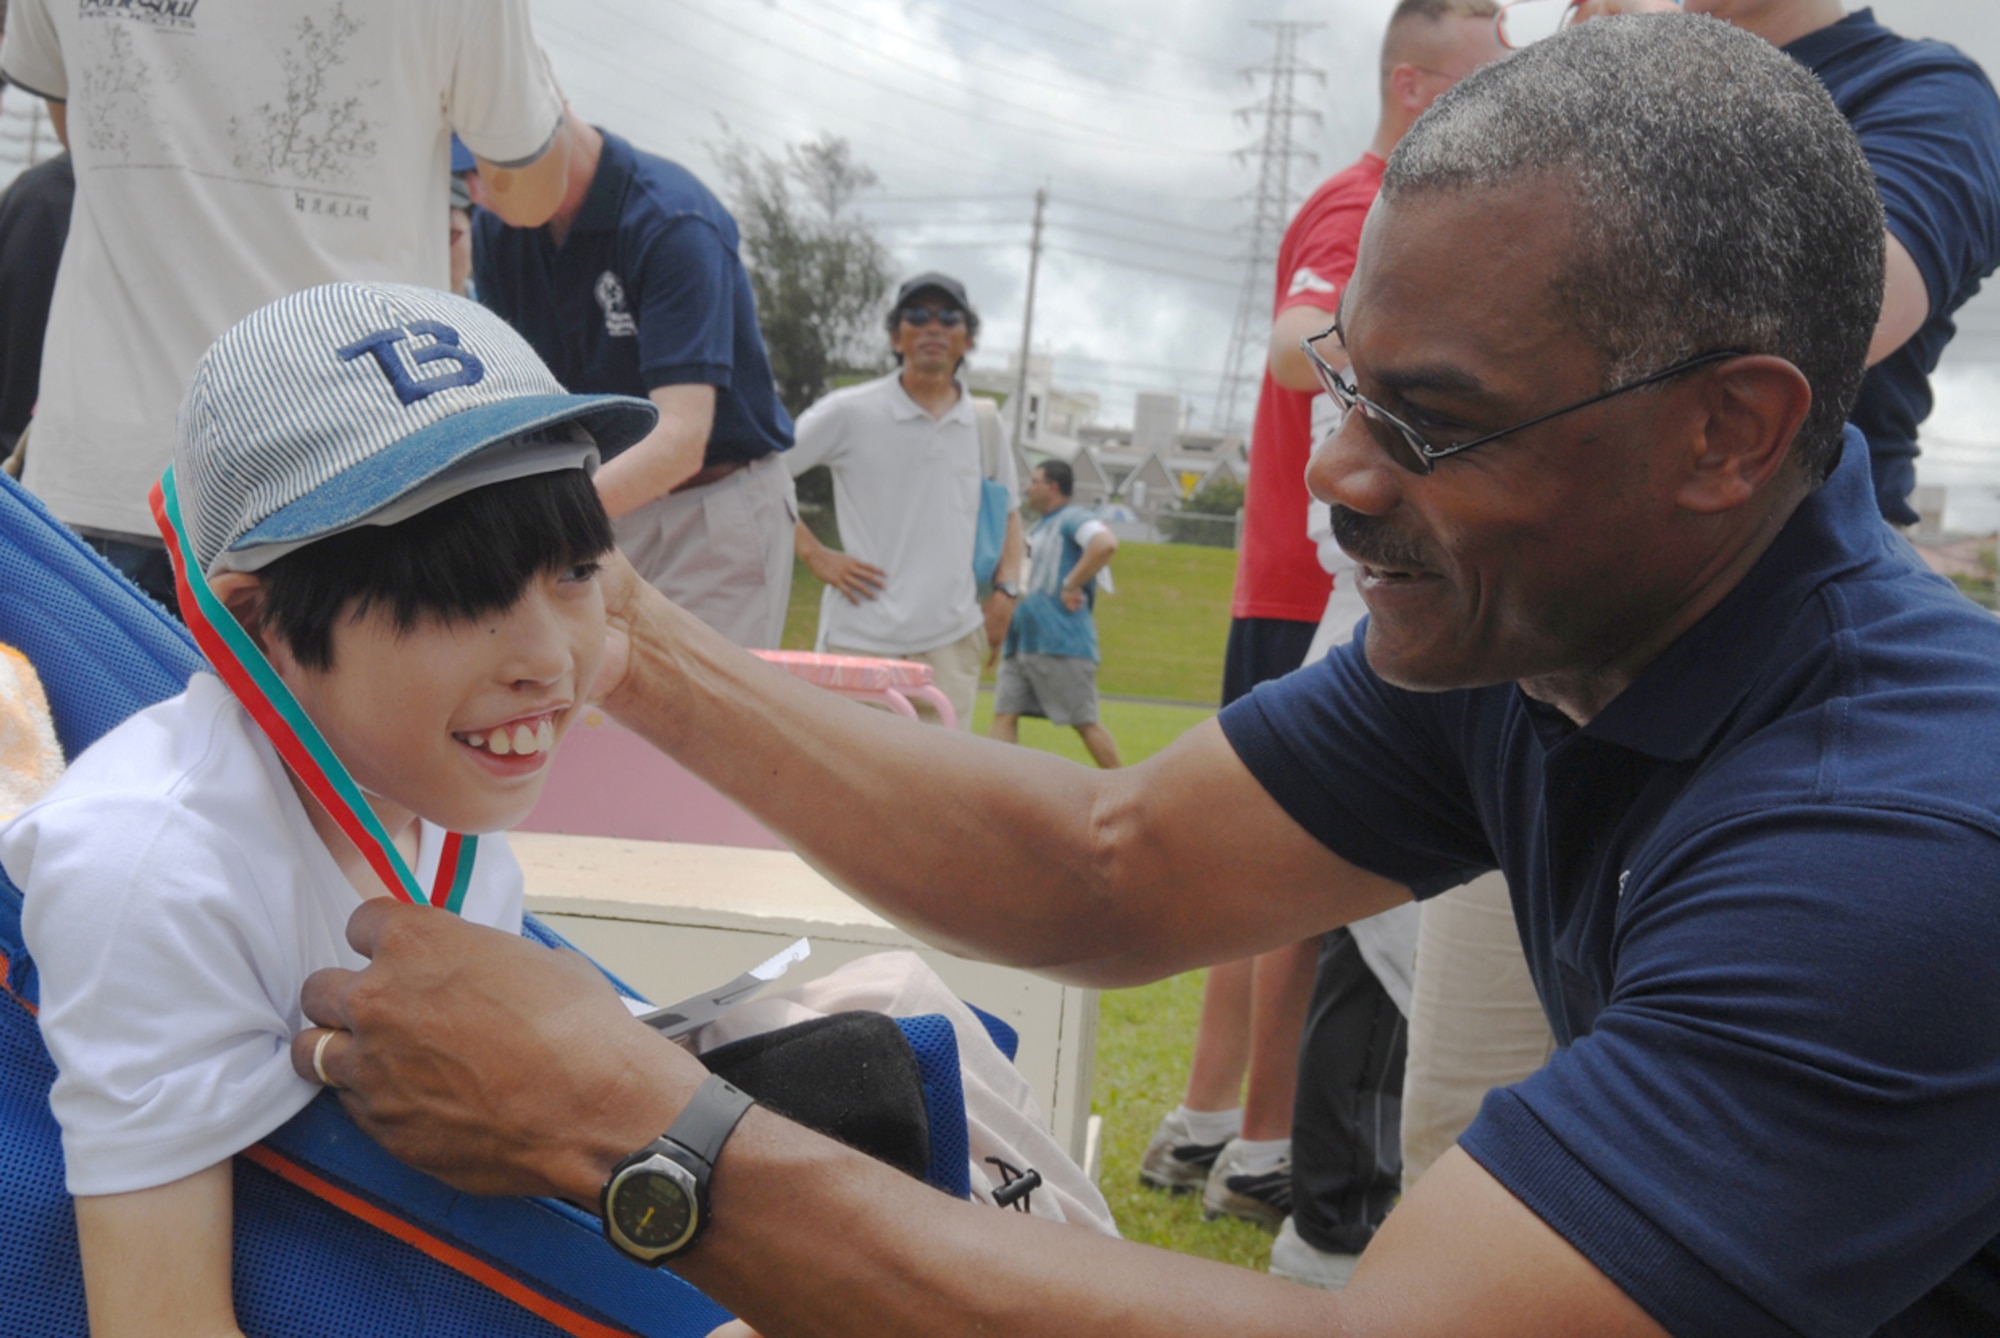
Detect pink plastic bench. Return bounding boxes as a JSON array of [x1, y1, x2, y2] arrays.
[[751, 650, 957, 730], [517, 650, 954, 847]]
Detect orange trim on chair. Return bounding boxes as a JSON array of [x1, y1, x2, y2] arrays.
[[240, 1144, 635, 1338], [1, 954, 35, 1016]]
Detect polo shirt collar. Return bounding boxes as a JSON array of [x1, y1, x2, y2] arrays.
[[1575, 425, 1895, 761], [569, 128, 634, 236], [1783, 8, 1882, 67], [888, 374, 976, 425]]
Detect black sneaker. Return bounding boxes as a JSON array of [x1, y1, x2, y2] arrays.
[[1201, 1138, 1291, 1227], [1137, 1108, 1234, 1192]]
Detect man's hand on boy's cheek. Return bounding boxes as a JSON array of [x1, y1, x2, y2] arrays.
[[587, 551, 644, 707], [292, 899, 699, 1203]]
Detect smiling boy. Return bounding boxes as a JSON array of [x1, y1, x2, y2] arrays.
[[0, 281, 654, 1336]]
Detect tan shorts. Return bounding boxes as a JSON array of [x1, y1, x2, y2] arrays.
[[828, 624, 986, 731]]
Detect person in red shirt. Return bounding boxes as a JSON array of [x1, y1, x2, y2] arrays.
[[1139, 0, 1507, 1288]]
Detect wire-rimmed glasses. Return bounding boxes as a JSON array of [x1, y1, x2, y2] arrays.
[[1494, 0, 1582, 49], [1299, 323, 1744, 476]]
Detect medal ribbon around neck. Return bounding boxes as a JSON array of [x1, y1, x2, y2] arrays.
[[150, 469, 478, 912]]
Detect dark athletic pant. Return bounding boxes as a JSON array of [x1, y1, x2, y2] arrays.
[[1223, 616, 1408, 1255]]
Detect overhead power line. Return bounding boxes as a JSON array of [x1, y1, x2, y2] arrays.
[[546, 7, 989, 181], [1054, 197, 1243, 239], [1041, 244, 1241, 287], [949, 0, 1241, 78], [765, 0, 1235, 113], [1044, 219, 1239, 265], [658, 0, 1233, 157]]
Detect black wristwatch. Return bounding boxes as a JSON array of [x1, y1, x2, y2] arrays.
[[601, 1075, 756, 1265], [994, 580, 1022, 599]]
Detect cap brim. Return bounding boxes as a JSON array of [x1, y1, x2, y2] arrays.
[[231, 392, 656, 552]]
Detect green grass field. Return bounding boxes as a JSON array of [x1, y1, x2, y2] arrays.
[[964, 697, 1275, 1269], [787, 533, 1265, 1266], [783, 538, 1238, 707]]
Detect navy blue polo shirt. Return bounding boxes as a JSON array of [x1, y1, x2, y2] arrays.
[[471, 130, 792, 467], [1221, 429, 2000, 1335], [1785, 10, 2000, 527]]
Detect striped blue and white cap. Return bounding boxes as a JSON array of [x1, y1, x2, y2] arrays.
[[174, 281, 657, 577]]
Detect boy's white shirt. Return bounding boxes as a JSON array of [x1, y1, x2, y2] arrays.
[[0, 673, 523, 1197]]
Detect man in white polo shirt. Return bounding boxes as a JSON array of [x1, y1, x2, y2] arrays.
[[786, 274, 1024, 729]]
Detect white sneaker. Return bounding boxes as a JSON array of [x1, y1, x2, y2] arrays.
[[1269, 1215, 1360, 1290], [1137, 1108, 1233, 1192], [1201, 1137, 1291, 1227]]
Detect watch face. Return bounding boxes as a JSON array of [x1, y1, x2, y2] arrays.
[[612, 1159, 697, 1255]]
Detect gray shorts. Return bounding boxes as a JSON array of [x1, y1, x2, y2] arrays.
[[993, 653, 1100, 726]]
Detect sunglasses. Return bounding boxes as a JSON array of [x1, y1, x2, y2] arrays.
[[1300, 322, 1743, 476], [899, 305, 966, 329]]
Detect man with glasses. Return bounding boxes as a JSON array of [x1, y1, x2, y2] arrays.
[[298, 19, 2000, 1335], [786, 274, 1024, 730], [473, 113, 798, 649]]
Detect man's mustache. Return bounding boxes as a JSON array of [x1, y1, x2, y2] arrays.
[[1331, 506, 1433, 573]]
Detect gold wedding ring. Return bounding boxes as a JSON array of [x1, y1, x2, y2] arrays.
[[311, 1029, 339, 1088]]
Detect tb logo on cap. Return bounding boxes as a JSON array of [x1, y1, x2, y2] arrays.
[[339, 320, 487, 406]]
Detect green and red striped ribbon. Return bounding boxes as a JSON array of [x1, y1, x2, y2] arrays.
[[150, 469, 476, 912]]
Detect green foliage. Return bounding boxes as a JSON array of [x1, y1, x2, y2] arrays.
[[1159, 476, 1244, 548], [1180, 476, 1246, 515], [714, 132, 892, 417], [1094, 970, 1283, 1268]]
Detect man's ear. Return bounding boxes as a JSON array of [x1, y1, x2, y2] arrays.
[[1387, 63, 1428, 114], [1674, 354, 1814, 516], [207, 571, 283, 660]]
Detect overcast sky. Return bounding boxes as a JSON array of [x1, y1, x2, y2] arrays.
[[543, 1, 2000, 513]]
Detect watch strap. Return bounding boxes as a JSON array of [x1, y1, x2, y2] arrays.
[[663, 1074, 756, 1172]]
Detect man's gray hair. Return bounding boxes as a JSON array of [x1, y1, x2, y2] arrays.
[[1383, 15, 1883, 482]]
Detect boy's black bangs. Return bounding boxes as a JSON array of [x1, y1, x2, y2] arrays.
[[260, 468, 613, 670]]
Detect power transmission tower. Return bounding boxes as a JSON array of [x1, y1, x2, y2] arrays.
[[1213, 21, 1324, 433]]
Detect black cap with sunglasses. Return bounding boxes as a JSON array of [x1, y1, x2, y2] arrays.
[[887, 272, 980, 339]]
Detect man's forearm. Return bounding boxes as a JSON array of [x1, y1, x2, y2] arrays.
[[596, 385, 717, 518], [679, 1108, 1342, 1338], [999, 510, 1026, 586], [599, 583, 1398, 984], [1064, 537, 1116, 593]]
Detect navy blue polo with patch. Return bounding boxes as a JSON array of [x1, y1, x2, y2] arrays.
[[1221, 428, 2000, 1335], [1784, 9, 2000, 526], [471, 129, 792, 467]]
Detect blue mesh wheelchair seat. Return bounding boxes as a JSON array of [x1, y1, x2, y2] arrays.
[[0, 472, 979, 1336]]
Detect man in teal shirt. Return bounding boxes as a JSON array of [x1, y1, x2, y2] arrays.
[[990, 460, 1122, 768]]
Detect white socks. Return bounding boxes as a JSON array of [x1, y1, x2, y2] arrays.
[[1226, 1136, 1292, 1175], [1175, 1104, 1244, 1144]]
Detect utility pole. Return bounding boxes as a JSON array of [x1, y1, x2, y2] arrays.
[[1013, 187, 1048, 447], [1214, 21, 1324, 433]]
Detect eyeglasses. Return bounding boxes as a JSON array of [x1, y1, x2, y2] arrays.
[[899, 305, 965, 329], [1301, 322, 1744, 476], [1494, 0, 1581, 50]]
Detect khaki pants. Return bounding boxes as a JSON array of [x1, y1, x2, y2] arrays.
[[612, 453, 796, 650], [829, 624, 986, 731], [1401, 872, 1557, 1191]]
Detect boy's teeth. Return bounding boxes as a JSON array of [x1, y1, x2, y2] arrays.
[[460, 716, 557, 758]]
